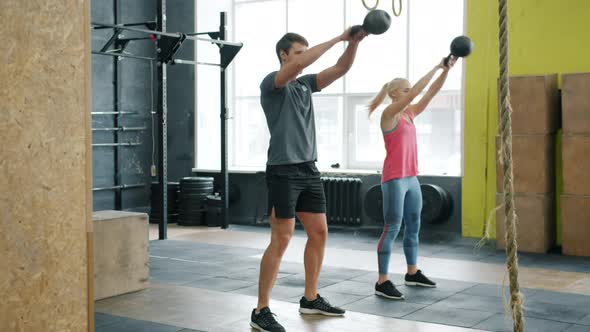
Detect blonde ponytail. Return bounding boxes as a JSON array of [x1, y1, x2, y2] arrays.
[[368, 83, 389, 117], [367, 78, 409, 117]]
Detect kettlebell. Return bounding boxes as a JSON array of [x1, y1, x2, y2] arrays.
[[444, 35, 473, 66], [350, 9, 392, 36]]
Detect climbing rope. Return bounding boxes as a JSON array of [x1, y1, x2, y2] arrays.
[[497, 0, 525, 331]]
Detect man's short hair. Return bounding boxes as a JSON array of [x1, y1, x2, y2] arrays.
[[275, 33, 309, 64]]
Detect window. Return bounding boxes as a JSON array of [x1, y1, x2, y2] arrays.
[[196, 0, 465, 176], [407, 0, 464, 175], [345, 2, 408, 94], [313, 96, 344, 169], [232, 97, 269, 167], [287, 0, 345, 94], [348, 96, 386, 167]]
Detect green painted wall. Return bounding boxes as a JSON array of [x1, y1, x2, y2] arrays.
[[463, 0, 590, 242]]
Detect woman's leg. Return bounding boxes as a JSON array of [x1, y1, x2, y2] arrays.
[[401, 176, 422, 274], [402, 177, 436, 287], [377, 179, 406, 284]]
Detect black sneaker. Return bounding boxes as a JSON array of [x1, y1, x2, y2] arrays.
[[405, 270, 436, 288], [375, 280, 405, 299], [250, 307, 285, 332], [299, 294, 345, 316]]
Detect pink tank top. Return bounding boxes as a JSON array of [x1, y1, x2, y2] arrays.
[[381, 110, 418, 183]]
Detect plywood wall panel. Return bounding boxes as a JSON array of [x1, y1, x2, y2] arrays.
[[0, 0, 91, 331]]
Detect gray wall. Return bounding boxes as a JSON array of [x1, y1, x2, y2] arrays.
[[91, 0, 195, 212]]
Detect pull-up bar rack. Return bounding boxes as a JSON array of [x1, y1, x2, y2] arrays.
[[91, 4, 241, 239], [91, 20, 242, 69]]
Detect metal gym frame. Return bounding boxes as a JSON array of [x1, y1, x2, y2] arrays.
[[91, 1, 242, 239]]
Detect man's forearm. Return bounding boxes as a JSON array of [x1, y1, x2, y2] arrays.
[[333, 42, 360, 73], [295, 36, 342, 70]]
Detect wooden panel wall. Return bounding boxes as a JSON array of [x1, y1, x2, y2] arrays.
[[0, 0, 91, 331]]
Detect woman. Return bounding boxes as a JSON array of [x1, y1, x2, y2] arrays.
[[369, 57, 457, 300]]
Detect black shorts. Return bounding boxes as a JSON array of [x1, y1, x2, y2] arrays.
[[266, 161, 326, 219]]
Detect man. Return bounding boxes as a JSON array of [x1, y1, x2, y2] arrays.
[[250, 28, 368, 332]]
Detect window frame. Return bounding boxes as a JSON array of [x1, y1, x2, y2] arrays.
[[195, 0, 466, 176]]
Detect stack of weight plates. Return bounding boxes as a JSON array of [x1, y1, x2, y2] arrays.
[[178, 177, 214, 226], [150, 182, 180, 224]]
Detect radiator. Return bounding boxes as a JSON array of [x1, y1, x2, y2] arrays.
[[321, 176, 362, 225]]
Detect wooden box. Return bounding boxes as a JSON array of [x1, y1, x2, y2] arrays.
[[561, 194, 590, 257], [498, 74, 559, 135], [562, 73, 590, 134], [93, 210, 149, 300], [496, 135, 555, 194], [496, 193, 555, 253], [562, 135, 590, 195]]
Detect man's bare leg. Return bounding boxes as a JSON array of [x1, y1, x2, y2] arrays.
[[256, 209, 295, 311]]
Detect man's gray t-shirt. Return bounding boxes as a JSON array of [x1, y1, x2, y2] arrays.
[[260, 71, 320, 165]]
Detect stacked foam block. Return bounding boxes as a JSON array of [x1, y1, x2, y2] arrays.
[[496, 75, 559, 253], [561, 73, 590, 257]]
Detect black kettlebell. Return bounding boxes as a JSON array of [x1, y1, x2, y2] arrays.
[[350, 9, 392, 36], [444, 35, 473, 66]]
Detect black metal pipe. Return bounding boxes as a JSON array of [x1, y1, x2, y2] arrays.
[[157, 0, 168, 240], [92, 51, 225, 68], [93, 21, 156, 29], [172, 59, 220, 67], [118, 37, 153, 42], [100, 28, 121, 52], [92, 183, 147, 191], [91, 111, 156, 115], [92, 126, 147, 132], [92, 21, 178, 37], [185, 31, 217, 36], [92, 142, 141, 147], [114, 0, 122, 210], [220, 12, 229, 229], [92, 50, 155, 62], [92, 111, 139, 115]]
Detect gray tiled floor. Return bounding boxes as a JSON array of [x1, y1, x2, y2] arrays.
[[145, 233, 590, 330], [577, 313, 590, 325], [95, 312, 124, 328], [343, 295, 428, 318], [523, 299, 590, 324], [349, 271, 405, 285], [402, 302, 496, 328], [423, 278, 478, 293], [99, 226, 590, 331], [319, 280, 377, 296], [95, 313, 201, 332], [434, 293, 507, 314], [564, 325, 590, 332], [460, 283, 539, 298], [150, 269, 211, 286], [527, 289, 590, 307], [275, 273, 342, 289], [183, 276, 257, 292], [232, 284, 303, 302], [396, 285, 457, 305], [473, 313, 573, 332]]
